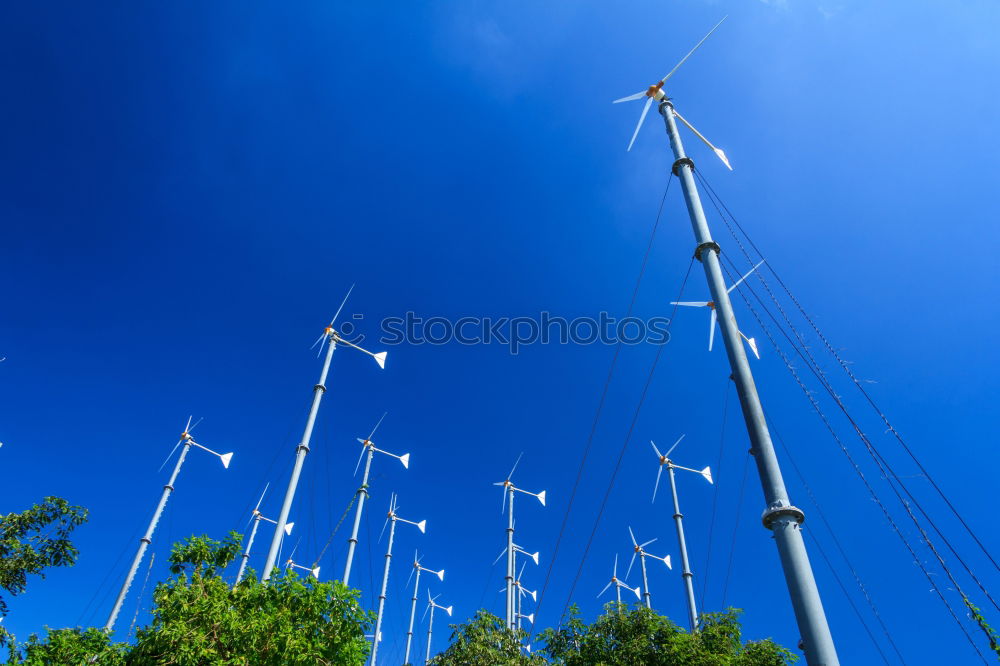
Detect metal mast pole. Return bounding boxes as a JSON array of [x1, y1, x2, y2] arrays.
[[639, 553, 652, 609], [505, 488, 515, 630], [343, 446, 374, 585], [516, 583, 523, 631], [659, 100, 838, 664], [668, 464, 698, 631], [615, 581, 622, 606], [262, 338, 337, 581], [371, 517, 395, 666], [425, 602, 435, 665], [404, 565, 422, 666], [105, 441, 190, 631], [235, 514, 261, 585]]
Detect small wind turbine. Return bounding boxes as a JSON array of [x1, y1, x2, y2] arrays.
[[670, 260, 765, 359], [371, 493, 426, 666], [625, 526, 672, 609], [597, 554, 641, 611], [494, 454, 546, 631], [613, 15, 731, 167], [285, 556, 321, 580], [651, 435, 713, 631], [105, 417, 233, 632], [404, 550, 444, 666], [423, 590, 453, 665], [513, 562, 538, 631], [342, 413, 409, 586], [261, 286, 388, 582], [235, 484, 294, 585]]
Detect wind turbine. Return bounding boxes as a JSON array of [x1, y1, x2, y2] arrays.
[[651, 435, 712, 631], [513, 562, 537, 631], [105, 417, 233, 632], [423, 590, 453, 665], [285, 556, 321, 580], [342, 413, 409, 586], [261, 286, 388, 582], [494, 454, 546, 631], [613, 20, 838, 663], [625, 526, 672, 609], [404, 550, 444, 666], [670, 260, 764, 359], [598, 554, 641, 611], [235, 484, 294, 585], [371, 493, 426, 666]]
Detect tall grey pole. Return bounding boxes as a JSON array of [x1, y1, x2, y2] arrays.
[[105, 441, 191, 632], [404, 564, 422, 666], [234, 514, 261, 585], [371, 517, 396, 666], [516, 582, 523, 631], [639, 553, 652, 609], [505, 488, 515, 630], [262, 338, 337, 581], [343, 446, 374, 585], [667, 464, 698, 631], [615, 581, 622, 606], [425, 602, 435, 665], [659, 100, 838, 665]]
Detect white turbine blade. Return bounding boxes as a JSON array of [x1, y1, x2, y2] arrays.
[[665, 433, 685, 459], [352, 445, 366, 477], [700, 466, 714, 484], [493, 548, 507, 566], [416, 520, 427, 533], [378, 516, 390, 543], [629, 584, 641, 600], [157, 441, 182, 474], [398, 452, 410, 469], [421, 604, 431, 621], [184, 415, 193, 433], [444, 605, 453, 617], [613, 553, 619, 577], [284, 522, 294, 536], [626, 96, 653, 152], [672, 108, 732, 170], [741, 331, 761, 360], [528, 589, 537, 602], [670, 301, 711, 307], [310, 330, 328, 354], [367, 411, 387, 440], [727, 260, 766, 294], [508, 452, 524, 481], [523, 612, 534, 624], [649, 440, 663, 459], [613, 90, 647, 104], [373, 351, 387, 369], [219, 452, 233, 469], [709, 308, 717, 352], [626, 552, 638, 580], [652, 465, 663, 504], [536, 490, 546, 506], [518, 561, 527, 579], [660, 15, 729, 84], [435, 568, 445, 581], [499, 485, 508, 515], [628, 525, 638, 547], [527, 551, 540, 565], [311, 566, 321, 579], [253, 483, 269, 514], [664, 554, 672, 569], [329, 283, 355, 327], [640, 538, 657, 549], [598, 580, 613, 598]]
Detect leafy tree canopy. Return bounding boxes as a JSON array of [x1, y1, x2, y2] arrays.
[[0, 497, 88, 619]]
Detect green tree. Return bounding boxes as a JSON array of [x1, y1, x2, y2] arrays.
[[429, 610, 546, 665], [126, 532, 373, 665], [10, 627, 126, 665], [538, 604, 795, 665], [0, 497, 88, 619]]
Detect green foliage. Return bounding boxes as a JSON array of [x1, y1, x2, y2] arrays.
[[5, 533, 373, 666], [964, 598, 1000, 659], [0, 497, 88, 618], [536, 604, 796, 665], [11, 627, 127, 665], [429, 610, 545, 665]]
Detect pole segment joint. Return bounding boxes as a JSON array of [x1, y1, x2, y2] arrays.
[[672, 156, 695, 176], [694, 241, 721, 262], [762, 505, 806, 529]]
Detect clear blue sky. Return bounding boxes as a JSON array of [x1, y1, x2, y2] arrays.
[[2, 1, 999, 663]]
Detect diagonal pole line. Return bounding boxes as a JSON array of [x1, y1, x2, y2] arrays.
[[531, 176, 674, 631], [535, 257, 695, 639]]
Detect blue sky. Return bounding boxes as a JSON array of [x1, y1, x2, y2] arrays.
[[2, 1, 999, 663]]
